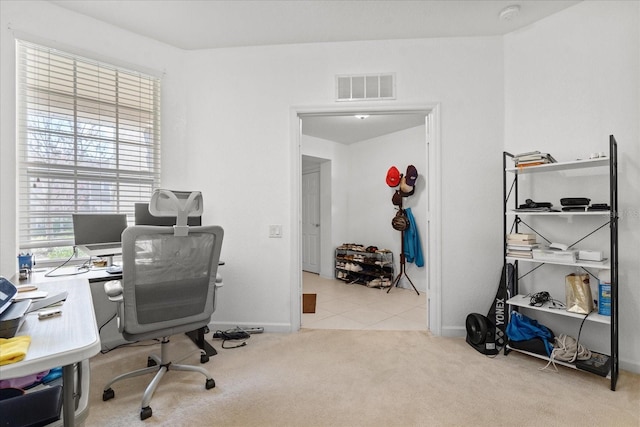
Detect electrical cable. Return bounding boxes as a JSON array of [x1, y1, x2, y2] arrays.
[[98, 312, 117, 335], [213, 326, 250, 349], [527, 291, 565, 309], [44, 250, 90, 277]]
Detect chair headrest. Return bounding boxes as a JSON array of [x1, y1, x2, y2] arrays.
[[149, 189, 203, 236]]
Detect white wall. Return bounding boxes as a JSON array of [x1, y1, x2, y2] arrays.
[[301, 134, 350, 279], [504, 1, 640, 372], [181, 39, 504, 333]]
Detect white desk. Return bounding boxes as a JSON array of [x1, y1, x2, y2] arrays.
[[0, 278, 101, 427]]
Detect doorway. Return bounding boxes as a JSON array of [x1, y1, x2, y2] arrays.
[[301, 169, 321, 274], [293, 105, 442, 334]]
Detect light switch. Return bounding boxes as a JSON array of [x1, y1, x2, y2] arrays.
[[269, 224, 282, 238]]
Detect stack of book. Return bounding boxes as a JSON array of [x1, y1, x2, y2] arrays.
[[506, 233, 538, 258], [513, 151, 557, 168]]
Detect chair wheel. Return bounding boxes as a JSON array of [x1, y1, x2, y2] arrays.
[[140, 406, 152, 420], [147, 357, 157, 367], [205, 378, 215, 389], [102, 388, 115, 401], [200, 354, 209, 364]]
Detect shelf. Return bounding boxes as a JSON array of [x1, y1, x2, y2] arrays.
[[506, 157, 609, 174], [506, 257, 610, 270], [506, 210, 611, 216], [335, 267, 393, 278], [503, 137, 618, 391], [507, 295, 610, 325], [335, 245, 394, 287], [505, 346, 611, 378], [335, 256, 392, 267]]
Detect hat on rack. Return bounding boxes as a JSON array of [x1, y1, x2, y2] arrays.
[[392, 190, 403, 206], [386, 166, 401, 187], [405, 165, 418, 186], [399, 176, 415, 197]]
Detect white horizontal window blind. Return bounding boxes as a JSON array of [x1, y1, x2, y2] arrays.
[[17, 40, 161, 254]]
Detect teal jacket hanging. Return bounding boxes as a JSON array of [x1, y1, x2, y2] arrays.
[[403, 208, 424, 267]]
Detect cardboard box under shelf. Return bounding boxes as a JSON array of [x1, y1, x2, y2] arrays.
[[303, 293, 317, 313]]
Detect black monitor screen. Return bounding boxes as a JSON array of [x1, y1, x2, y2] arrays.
[[134, 203, 202, 226], [72, 214, 128, 245]]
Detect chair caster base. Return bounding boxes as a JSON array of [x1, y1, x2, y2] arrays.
[[102, 388, 115, 401], [200, 354, 209, 364], [147, 357, 157, 367], [206, 378, 215, 389], [141, 406, 152, 420]]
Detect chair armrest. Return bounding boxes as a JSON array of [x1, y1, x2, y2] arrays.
[[104, 280, 123, 302]]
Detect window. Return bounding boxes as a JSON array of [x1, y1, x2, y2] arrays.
[[16, 40, 161, 261]]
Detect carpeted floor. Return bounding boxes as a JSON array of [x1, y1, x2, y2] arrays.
[[85, 329, 640, 427]]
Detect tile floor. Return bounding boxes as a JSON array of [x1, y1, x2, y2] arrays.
[[301, 271, 427, 330]]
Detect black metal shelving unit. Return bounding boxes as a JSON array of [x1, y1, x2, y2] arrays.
[[502, 136, 618, 390]]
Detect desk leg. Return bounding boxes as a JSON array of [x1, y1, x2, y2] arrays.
[[185, 327, 217, 357], [62, 364, 75, 427]]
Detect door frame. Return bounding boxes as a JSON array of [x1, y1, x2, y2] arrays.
[[289, 103, 442, 335]]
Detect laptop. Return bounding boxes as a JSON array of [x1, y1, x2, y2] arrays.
[[0, 277, 18, 317], [72, 214, 128, 257]]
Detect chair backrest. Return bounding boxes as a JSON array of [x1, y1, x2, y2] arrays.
[[119, 224, 224, 338]]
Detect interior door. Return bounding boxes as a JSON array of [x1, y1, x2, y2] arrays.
[[302, 171, 320, 273]]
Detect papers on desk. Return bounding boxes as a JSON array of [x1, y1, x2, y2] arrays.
[[13, 291, 48, 301], [27, 292, 68, 313]]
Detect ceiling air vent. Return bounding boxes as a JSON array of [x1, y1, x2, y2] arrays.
[[336, 73, 395, 101]]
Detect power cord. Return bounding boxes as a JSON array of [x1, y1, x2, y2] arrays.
[[528, 291, 565, 309], [44, 249, 91, 277], [213, 327, 249, 349], [212, 326, 263, 349]]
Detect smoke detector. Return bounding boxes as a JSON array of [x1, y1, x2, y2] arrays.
[[499, 5, 520, 21]]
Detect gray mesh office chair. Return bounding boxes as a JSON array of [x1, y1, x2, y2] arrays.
[[101, 190, 223, 420]]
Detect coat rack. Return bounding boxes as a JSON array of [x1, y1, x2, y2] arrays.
[[388, 196, 420, 296]]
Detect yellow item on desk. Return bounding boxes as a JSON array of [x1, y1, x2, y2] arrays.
[[0, 336, 31, 365]]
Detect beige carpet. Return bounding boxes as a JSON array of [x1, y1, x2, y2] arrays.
[[86, 330, 640, 426]]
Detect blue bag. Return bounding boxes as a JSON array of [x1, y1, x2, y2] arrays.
[[506, 311, 554, 356]]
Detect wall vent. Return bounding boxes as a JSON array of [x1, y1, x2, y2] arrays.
[[336, 73, 395, 101]]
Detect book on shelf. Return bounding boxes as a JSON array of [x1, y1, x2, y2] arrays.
[[507, 243, 539, 250], [507, 233, 536, 242], [506, 251, 533, 258], [513, 151, 557, 167]]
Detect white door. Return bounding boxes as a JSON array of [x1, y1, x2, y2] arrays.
[[302, 171, 321, 273]]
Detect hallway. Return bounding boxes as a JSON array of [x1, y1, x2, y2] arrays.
[[301, 272, 427, 330]]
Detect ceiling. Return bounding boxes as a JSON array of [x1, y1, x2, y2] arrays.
[[48, 0, 580, 144], [302, 113, 426, 145], [50, 0, 580, 51]]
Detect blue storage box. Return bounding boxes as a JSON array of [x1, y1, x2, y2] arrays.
[[598, 283, 611, 316]]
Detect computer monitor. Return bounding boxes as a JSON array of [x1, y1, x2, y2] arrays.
[[72, 213, 128, 257], [134, 203, 202, 226]]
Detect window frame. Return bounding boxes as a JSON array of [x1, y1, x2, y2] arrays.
[[16, 39, 162, 264]]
